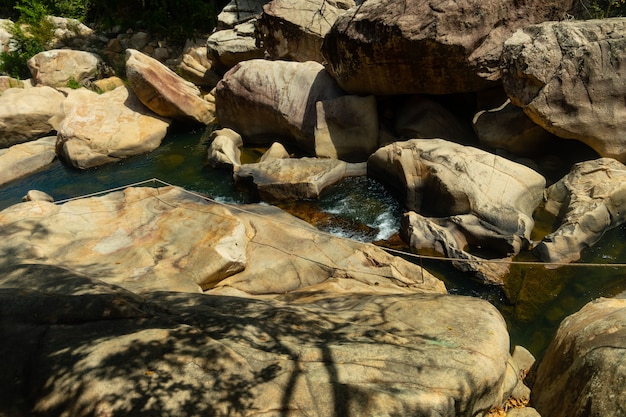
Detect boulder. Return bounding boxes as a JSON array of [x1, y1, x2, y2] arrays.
[[260, 142, 290, 162], [532, 297, 626, 417], [400, 212, 512, 285], [0, 19, 11, 53], [0, 268, 518, 417], [27, 49, 104, 87], [207, 21, 265, 72], [0, 136, 56, 186], [533, 158, 626, 265], [368, 139, 546, 244], [53, 86, 171, 169], [217, 0, 266, 28], [22, 189, 54, 202], [322, 0, 576, 95], [394, 95, 477, 144], [207, 128, 244, 169], [234, 158, 367, 202], [501, 18, 626, 161], [473, 91, 555, 155], [0, 186, 445, 296], [47, 16, 96, 49], [125, 49, 216, 125], [257, 0, 356, 63], [177, 39, 221, 88], [0, 76, 27, 92], [0, 86, 65, 148], [216, 59, 378, 158]]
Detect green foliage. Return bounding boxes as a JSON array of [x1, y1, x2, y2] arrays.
[[0, 0, 54, 78], [582, 0, 626, 18], [66, 76, 81, 89]]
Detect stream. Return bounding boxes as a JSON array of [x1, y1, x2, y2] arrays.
[[2, 127, 625, 359]]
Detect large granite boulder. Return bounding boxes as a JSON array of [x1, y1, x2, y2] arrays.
[[321, 0, 576, 95], [207, 21, 265, 72], [215, 59, 378, 160], [27, 49, 104, 87], [369, 139, 546, 246], [234, 158, 367, 202], [533, 158, 626, 264], [0, 86, 65, 148], [0, 136, 56, 186], [176, 39, 221, 88], [53, 86, 171, 169], [217, 0, 266, 28], [532, 297, 626, 417], [257, 0, 356, 63], [125, 49, 216, 125], [0, 268, 516, 417], [0, 186, 445, 296], [502, 18, 626, 162]]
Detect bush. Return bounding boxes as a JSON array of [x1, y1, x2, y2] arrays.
[[580, 0, 626, 18]]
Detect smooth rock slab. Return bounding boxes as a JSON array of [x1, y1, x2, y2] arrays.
[[0, 136, 56, 186], [27, 49, 103, 87], [0, 269, 515, 417], [234, 157, 367, 202]]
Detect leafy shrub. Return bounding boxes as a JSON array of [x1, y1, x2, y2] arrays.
[[580, 0, 626, 18]]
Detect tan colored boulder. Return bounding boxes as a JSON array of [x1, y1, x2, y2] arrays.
[[0, 76, 27, 92], [533, 158, 626, 264], [0, 267, 519, 416], [322, 0, 576, 94], [532, 297, 626, 417], [125, 49, 216, 125], [259, 141, 290, 162], [0, 136, 56, 186], [177, 40, 221, 88], [207, 22, 264, 71], [257, 0, 356, 63], [92, 75, 125, 93], [22, 189, 54, 202], [216, 59, 378, 158], [234, 157, 367, 202], [54, 86, 171, 169], [502, 18, 626, 161], [207, 128, 243, 169], [369, 139, 546, 259], [27, 49, 104, 87], [0, 86, 65, 148]]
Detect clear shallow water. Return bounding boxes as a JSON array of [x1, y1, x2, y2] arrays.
[[1, 128, 625, 359]]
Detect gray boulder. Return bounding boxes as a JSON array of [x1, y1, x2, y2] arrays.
[[207, 21, 265, 71], [321, 0, 576, 94], [532, 297, 626, 417], [502, 18, 626, 162]]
